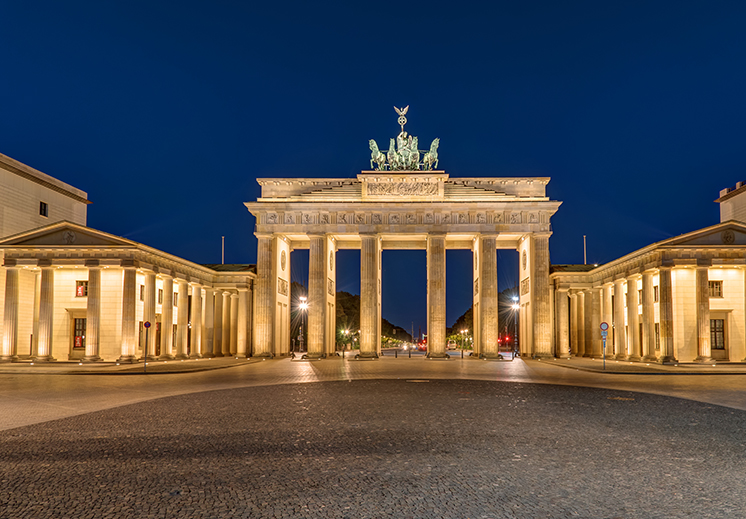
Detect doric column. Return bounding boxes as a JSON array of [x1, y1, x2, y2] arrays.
[[159, 275, 174, 360], [189, 283, 202, 358], [427, 233, 448, 358], [532, 235, 552, 358], [479, 234, 499, 358], [613, 278, 627, 360], [221, 292, 231, 356], [556, 288, 570, 358], [143, 272, 157, 360], [175, 279, 189, 359], [83, 261, 102, 361], [118, 265, 138, 362], [253, 235, 273, 357], [359, 233, 380, 358], [641, 271, 657, 361], [658, 266, 677, 363], [569, 292, 579, 356], [237, 288, 249, 357], [203, 288, 215, 357], [603, 284, 614, 358], [31, 271, 41, 357], [576, 291, 586, 357], [213, 287, 223, 357], [307, 234, 327, 358], [230, 293, 238, 355], [590, 288, 602, 357], [695, 262, 712, 362], [583, 289, 593, 357], [1, 263, 20, 362], [35, 263, 56, 361], [626, 275, 642, 361]]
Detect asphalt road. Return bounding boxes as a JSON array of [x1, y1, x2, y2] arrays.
[[1, 378, 745, 518]]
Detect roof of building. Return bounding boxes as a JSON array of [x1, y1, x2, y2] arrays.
[[550, 264, 597, 274], [0, 152, 91, 205], [202, 264, 256, 273]]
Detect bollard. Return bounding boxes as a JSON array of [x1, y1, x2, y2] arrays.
[[395, 349, 398, 358]]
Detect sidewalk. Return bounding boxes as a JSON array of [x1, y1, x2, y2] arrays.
[[0, 356, 258, 375], [544, 355, 746, 374]]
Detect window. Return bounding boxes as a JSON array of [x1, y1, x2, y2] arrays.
[[653, 286, 659, 303], [711, 319, 725, 349], [75, 280, 88, 297], [39, 201, 48, 217], [158, 288, 163, 305], [73, 318, 86, 349], [654, 323, 660, 350], [140, 285, 145, 301], [709, 281, 723, 298]]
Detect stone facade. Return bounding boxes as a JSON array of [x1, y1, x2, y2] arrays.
[[245, 171, 561, 358]]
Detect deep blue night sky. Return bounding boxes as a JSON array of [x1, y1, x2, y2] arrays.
[[2, 1, 745, 333]]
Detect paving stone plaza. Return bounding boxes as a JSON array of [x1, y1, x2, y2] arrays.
[[2, 357, 746, 518]]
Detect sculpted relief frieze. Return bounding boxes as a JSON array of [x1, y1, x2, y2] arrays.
[[366, 181, 438, 196]]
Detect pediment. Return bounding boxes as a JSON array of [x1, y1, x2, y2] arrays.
[[663, 222, 746, 247], [0, 223, 135, 247]]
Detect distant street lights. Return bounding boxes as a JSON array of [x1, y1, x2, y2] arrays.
[[460, 328, 468, 358]]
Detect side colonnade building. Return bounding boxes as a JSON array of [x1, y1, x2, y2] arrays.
[[550, 182, 746, 363], [0, 152, 255, 362]]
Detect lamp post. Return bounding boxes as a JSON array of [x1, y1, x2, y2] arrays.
[[298, 296, 308, 352], [460, 329, 468, 358], [512, 296, 519, 358]]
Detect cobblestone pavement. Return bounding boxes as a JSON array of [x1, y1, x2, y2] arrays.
[[4, 356, 746, 432], [2, 379, 745, 518]]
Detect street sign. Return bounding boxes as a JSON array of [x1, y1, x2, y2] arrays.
[[600, 322, 609, 331], [601, 330, 608, 338], [144, 321, 151, 329]]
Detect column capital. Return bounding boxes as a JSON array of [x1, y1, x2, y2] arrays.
[[37, 259, 53, 268], [696, 259, 713, 267], [84, 259, 101, 268], [626, 273, 642, 280], [255, 232, 276, 240], [2, 259, 19, 268]]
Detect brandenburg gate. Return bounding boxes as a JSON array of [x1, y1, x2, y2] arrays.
[[245, 108, 561, 359]]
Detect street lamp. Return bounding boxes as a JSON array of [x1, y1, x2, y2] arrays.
[[460, 328, 468, 358], [298, 296, 308, 352], [511, 296, 519, 358]]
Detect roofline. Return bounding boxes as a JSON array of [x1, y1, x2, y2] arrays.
[[715, 181, 746, 203], [0, 152, 91, 205]]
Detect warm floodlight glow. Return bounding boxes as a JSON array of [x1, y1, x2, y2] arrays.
[[299, 301, 309, 311], [512, 304, 520, 310], [512, 296, 518, 302]]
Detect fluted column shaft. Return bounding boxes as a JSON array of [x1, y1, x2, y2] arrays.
[[308, 235, 327, 358], [175, 280, 189, 359], [143, 272, 156, 360], [36, 266, 56, 361], [84, 265, 102, 361], [213, 288, 223, 357], [614, 279, 627, 359], [237, 289, 249, 357], [658, 267, 677, 363], [569, 292, 579, 356], [479, 235, 499, 358], [221, 292, 231, 356], [360, 234, 380, 358], [1, 266, 20, 361], [641, 272, 657, 361], [590, 288, 602, 357], [576, 292, 586, 357], [583, 290, 593, 357], [159, 276, 174, 359], [695, 265, 712, 362], [427, 234, 447, 358], [532, 235, 552, 358], [253, 236, 273, 357], [189, 284, 202, 358], [230, 293, 239, 355], [627, 276, 641, 361], [556, 289, 570, 358], [119, 267, 138, 362], [203, 288, 215, 357], [603, 285, 614, 357]]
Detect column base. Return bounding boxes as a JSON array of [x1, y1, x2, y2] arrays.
[[533, 353, 554, 360], [615, 354, 628, 361], [117, 355, 138, 363], [0, 356, 17, 363], [657, 355, 678, 364], [303, 352, 326, 360], [189, 353, 202, 359], [203, 352, 217, 358], [642, 354, 658, 362], [426, 352, 450, 359], [175, 353, 190, 360], [82, 355, 102, 362], [212, 352, 224, 358], [142, 355, 157, 362], [32, 356, 56, 362], [694, 356, 713, 363], [627, 355, 642, 362], [158, 354, 175, 361], [355, 351, 379, 359], [253, 352, 274, 358], [557, 353, 572, 359]]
